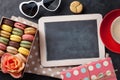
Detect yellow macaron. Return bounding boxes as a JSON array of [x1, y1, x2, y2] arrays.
[[0, 30, 11, 38], [10, 35, 21, 42], [24, 27, 36, 35], [18, 47, 30, 56], [1, 24, 12, 32]]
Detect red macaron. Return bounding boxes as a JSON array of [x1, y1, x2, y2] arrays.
[[0, 43, 7, 51], [22, 34, 34, 41], [14, 22, 26, 30]]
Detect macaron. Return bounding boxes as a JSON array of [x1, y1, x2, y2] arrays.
[[22, 34, 34, 42], [24, 27, 36, 35], [14, 22, 26, 30], [20, 41, 32, 49], [15, 53, 27, 62], [0, 30, 11, 38], [1, 24, 12, 32], [3, 19, 14, 27], [10, 35, 21, 42], [9, 41, 20, 49], [12, 28, 23, 36], [0, 50, 5, 57], [0, 43, 7, 51], [18, 47, 30, 56], [70, 1, 83, 14], [0, 37, 9, 45], [7, 46, 18, 54]]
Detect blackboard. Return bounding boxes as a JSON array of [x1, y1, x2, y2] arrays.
[[39, 14, 105, 67], [45, 20, 99, 60]]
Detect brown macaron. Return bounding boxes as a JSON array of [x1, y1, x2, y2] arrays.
[[9, 41, 20, 49], [3, 19, 14, 27]]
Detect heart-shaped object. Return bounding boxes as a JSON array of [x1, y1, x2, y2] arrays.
[[19, 1, 38, 18]]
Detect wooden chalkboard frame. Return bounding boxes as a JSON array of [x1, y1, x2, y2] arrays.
[[38, 14, 105, 67]]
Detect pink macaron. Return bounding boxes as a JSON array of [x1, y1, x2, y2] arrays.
[[0, 43, 7, 51], [14, 22, 26, 30], [22, 34, 34, 41]]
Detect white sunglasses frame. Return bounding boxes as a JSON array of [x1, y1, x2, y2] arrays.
[[19, 0, 61, 18]]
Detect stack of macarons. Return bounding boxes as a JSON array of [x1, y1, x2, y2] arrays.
[[8, 22, 25, 55], [0, 19, 14, 57], [19, 27, 36, 56], [0, 18, 37, 78]]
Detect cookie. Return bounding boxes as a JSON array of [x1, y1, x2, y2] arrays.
[[1, 24, 12, 32], [10, 35, 21, 42], [9, 41, 20, 49], [0, 37, 9, 45], [7, 46, 18, 54], [22, 34, 34, 42], [24, 27, 36, 35], [3, 19, 14, 27], [70, 1, 83, 13], [14, 22, 26, 30], [0, 30, 11, 38], [12, 28, 23, 36], [20, 41, 32, 49], [18, 47, 30, 56]]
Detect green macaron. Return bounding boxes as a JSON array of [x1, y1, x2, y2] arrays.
[[0, 37, 9, 45], [12, 28, 23, 36], [20, 41, 32, 49]]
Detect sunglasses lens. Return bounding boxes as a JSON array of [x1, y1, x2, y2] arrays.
[[22, 2, 38, 16], [43, 0, 60, 10]]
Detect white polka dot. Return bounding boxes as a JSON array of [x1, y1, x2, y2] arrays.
[[35, 52, 38, 56], [106, 70, 111, 76], [56, 71, 60, 75], [28, 70, 32, 73], [61, 75, 64, 79], [33, 46, 36, 49], [26, 64, 29, 67], [42, 71, 46, 74], [91, 75, 97, 80], [48, 68, 52, 71], [73, 70, 79, 76], [62, 68, 66, 71], [51, 74, 54, 77], [88, 66, 94, 71], [40, 65, 43, 68], [34, 67, 38, 71], [29, 55, 32, 58], [103, 61, 109, 66], [32, 61, 35, 65]]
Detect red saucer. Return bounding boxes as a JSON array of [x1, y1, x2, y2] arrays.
[[100, 9, 120, 53]]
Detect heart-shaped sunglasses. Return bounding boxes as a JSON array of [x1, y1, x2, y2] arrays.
[[19, 0, 61, 18]]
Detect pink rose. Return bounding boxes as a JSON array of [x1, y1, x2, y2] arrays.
[[1, 53, 25, 78]]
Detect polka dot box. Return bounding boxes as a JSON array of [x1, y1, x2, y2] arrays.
[[61, 58, 117, 80]]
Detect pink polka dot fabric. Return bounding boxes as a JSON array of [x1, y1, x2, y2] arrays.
[[61, 58, 117, 80]]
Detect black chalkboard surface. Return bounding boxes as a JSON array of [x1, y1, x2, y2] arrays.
[[39, 14, 105, 67], [45, 20, 99, 60]]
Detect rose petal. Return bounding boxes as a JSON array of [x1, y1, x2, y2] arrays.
[[10, 72, 22, 78], [17, 62, 25, 73], [1, 53, 12, 73]]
